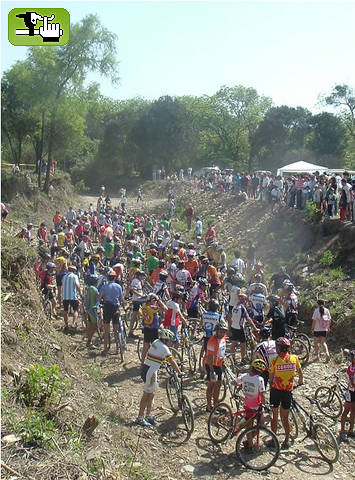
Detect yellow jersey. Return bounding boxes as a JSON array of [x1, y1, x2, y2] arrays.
[[270, 354, 301, 392]]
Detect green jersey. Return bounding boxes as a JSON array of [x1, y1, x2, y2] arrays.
[[146, 255, 159, 274]]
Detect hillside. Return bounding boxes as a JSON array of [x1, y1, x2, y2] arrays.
[[1, 179, 355, 479]]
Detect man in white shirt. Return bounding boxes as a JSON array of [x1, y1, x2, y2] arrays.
[[230, 250, 245, 276]]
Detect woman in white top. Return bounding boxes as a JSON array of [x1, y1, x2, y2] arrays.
[[311, 299, 331, 363]]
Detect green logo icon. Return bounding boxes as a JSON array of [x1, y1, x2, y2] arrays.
[[8, 8, 70, 46]]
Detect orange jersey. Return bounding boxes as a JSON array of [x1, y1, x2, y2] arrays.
[[205, 335, 226, 367], [184, 259, 199, 278], [207, 265, 221, 285], [270, 354, 301, 392], [151, 267, 163, 285]]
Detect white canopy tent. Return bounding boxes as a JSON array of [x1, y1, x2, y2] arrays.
[[277, 161, 328, 177]]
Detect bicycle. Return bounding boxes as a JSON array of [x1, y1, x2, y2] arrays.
[[290, 392, 339, 463], [288, 319, 312, 351], [180, 326, 197, 374], [314, 367, 347, 419], [107, 311, 127, 362], [289, 336, 309, 366], [208, 402, 280, 471], [165, 364, 195, 438], [42, 289, 53, 319], [217, 362, 242, 406]]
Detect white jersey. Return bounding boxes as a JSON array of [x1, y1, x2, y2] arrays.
[[249, 292, 267, 318], [145, 339, 172, 371], [254, 339, 277, 368], [235, 373, 265, 410], [231, 257, 245, 274]]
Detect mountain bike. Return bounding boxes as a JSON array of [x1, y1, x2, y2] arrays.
[[180, 326, 197, 374], [288, 320, 312, 351], [289, 336, 309, 365], [216, 363, 242, 406], [208, 402, 280, 471], [165, 365, 194, 438], [108, 311, 127, 362], [186, 317, 204, 345], [314, 368, 347, 419], [290, 392, 339, 463], [42, 289, 53, 319]]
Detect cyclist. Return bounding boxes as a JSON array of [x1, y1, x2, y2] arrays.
[[140, 294, 168, 364], [269, 266, 290, 293], [99, 269, 125, 354], [62, 265, 82, 331], [205, 259, 221, 298], [248, 289, 268, 328], [205, 320, 228, 412], [185, 250, 199, 279], [311, 298, 331, 363], [86, 274, 100, 349], [229, 293, 258, 364], [253, 326, 277, 388], [265, 295, 287, 340], [128, 270, 147, 339], [152, 270, 170, 301], [281, 283, 299, 327], [230, 250, 246, 276], [250, 262, 265, 283], [137, 328, 182, 427], [186, 277, 208, 319], [248, 274, 268, 297], [234, 358, 267, 448], [201, 299, 223, 374], [269, 337, 303, 449], [41, 262, 57, 317], [175, 260, 193, 290], [163, 286, 187, 345], [339, 350, 355, 441]]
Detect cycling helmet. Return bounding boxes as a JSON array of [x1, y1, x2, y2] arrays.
[[285, 283, 294, 292], [276, 337, 291, 351], [260, 326, 271, 337], [50, 228, 55, 234], [88, 274, 98, 286], [150, 243, 158, 249], [96, 246, 105, 253], [187, 243, 195, 249], [251, 358, 267, 373], [107, 269, 116, 278], [234, 273, 246, 287], [350, 350, 355, 359], [267, 294, 280, 304], [159, 270, 169, 280], [187, 250, 196, 257], [238, 293, 248, 302], [92, 254, 100, 261], [27, 222, 33, 227], [208, 299, 219, 312], [150, 248, 158, 255], [215, 320, 228, 332], [132, 258, 142, 264], [46, 262, 56, 270], [43, 252, 51, 260], [198, 278, 209, 287], [159, 328, 175, 342], [227, 267, 236, 276], [282, 279, 292, 287]]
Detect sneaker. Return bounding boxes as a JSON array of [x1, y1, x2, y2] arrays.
[[136, 416, 152, 427], [146, 416, 158, 426], [281, 438, 291, 450], [340, 432, 348, 442]]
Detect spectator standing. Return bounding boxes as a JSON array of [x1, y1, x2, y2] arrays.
[[311, 299, 331, 363]]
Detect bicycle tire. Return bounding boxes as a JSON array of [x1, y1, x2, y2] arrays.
[[43, 299, 52, 319], [236, 426, 280, 471], [181, 394, 195, 437], [289, 406, 299, 440], [296, 333, 312, 352], [187, 318, 204, 345], [117, 325, 126, 363], [218, 377, 227, 403], [170, 347, 183, 366], [208, 402, 233, 444], [314, 386, 343, 419], [187, 344, 197, 374], [313, 422, 339, 463], [166, 375, 180, 413], [291, 338, 309, 365]]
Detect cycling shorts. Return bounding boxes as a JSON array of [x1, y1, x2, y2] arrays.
[[230, 327, 246, 342], [205, 365, 223, 382], [87, 308, 98, 323], [103, 303, 119, 324], [270, 387, 292, 410], [63, 299, 78, 312], [141, 364, 158, 393]]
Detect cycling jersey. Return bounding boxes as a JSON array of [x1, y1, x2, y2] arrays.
[[347, 364, 355, 392], [186, 285, 205, 309], [142, 304, 160, 329], [248, 283, 268, 296], [231, 303, 249, 330], [202, 311, 222, 338], [145, 339, 171, 369], [184, 259, 199, 278], [152, 280, 168, 298], [249, 292, 267, 319], [235, 373, 265, 410], [205, 335, 226, 367], [270, 353, 301, 391], [57, 232, 65, 248], [175, 269, 192, 289], [254, 339, 277, 369], [163, 300, 182, 328]]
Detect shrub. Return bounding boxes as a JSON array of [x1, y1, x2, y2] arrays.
[[74, 179, 89, 193], [320, 250, 334, 267], [18, 363, 70, 409], [329, 267, 344, 280], [304, 201, 320, 221], [14, 410, 54, 447]]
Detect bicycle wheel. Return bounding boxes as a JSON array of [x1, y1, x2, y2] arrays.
[[313, 422, 339, 463], [43, 299, 52, 319], [170, 347, 183, 366], [218, 377, 227, 403], [208, 402, 233, 444], [187, 319, 204, 345], [291, 338, 309, 365], [187, 344, 197, 374], [181, 394, 195, 437], [117, 326, 126, 363], [297, 333, 312, 353], [166, 375, 180, 413], [289, 407, 299, 440], [314, 386, 343, 419], [236, 426, 280, 471]]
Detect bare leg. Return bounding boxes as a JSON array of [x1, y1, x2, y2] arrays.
[[206, 381, 214, 408], [280, 407, 290, 441], [212, 380, 221, 406], [271, 407, 279, 435], [141, 342, 150, 364], [103, 323, 110, 350], [340, 403, 351, 432]]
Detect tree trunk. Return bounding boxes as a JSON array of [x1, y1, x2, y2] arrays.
[[43, 114, 55, 194], [37, 111, 45, 189]]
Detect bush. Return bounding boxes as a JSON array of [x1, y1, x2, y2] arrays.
[[320, 250, 334, 267], [74, 179, 89, 194], [304, 200, 320, 221], [18, 363, 70, 409], [14, 410, 54, 447], [329, 267, 344, 280]]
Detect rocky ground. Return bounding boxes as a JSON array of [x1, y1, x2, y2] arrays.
[[1, 183, 355, 479]]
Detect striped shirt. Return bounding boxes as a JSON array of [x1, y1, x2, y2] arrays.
[[62, 272, 79, 300]]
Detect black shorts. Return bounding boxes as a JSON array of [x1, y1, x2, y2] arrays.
[[187, 307, 198, 318], [270, 387, 292, 410], [205, 365, 223, 381], [103, 303, 119, 324], [230, 327, 245, 342], [228, 305, 234, 315], [56, 275, 64, 287], [63, 299, 79, 312], [42, 289, 54, 300], [313, 331, 327, 338], [143, 328, 159, 344]]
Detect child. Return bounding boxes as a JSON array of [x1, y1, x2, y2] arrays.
[[327, 188, 337, 217], [339, 350, 355, 441]]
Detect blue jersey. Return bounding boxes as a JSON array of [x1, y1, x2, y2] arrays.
[[202, 311, 222, 338]]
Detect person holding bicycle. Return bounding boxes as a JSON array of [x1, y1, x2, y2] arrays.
[[138, 328, 183, 427], [140, 293, 168, 364], [41, 262, 57, 317], [205, 320, 228, 412], [269, 337, 303, 450], [86, 274, 100, 349], [339, 349, 355, 441]]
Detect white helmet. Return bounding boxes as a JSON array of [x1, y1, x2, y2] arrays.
[[159, 329, 175, 341]]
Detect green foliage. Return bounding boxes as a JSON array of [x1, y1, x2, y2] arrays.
[[329, 267, 344, 280], [74, 179, 89, 194], [12, 410, 55, 447], [304, 200, 320, 221], [320, 250, 335, 267], [18, 363, 70, 409], [87, 364, 103, 382]]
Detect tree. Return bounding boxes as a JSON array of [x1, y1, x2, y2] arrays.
[[308, 112, 346, 166], [324, 84, 355, 136]]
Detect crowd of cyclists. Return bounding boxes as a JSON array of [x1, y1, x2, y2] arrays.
[[14, 184, 354, 463]]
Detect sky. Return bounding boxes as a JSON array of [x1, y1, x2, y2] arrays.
[[2, 0, 355, 112]]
